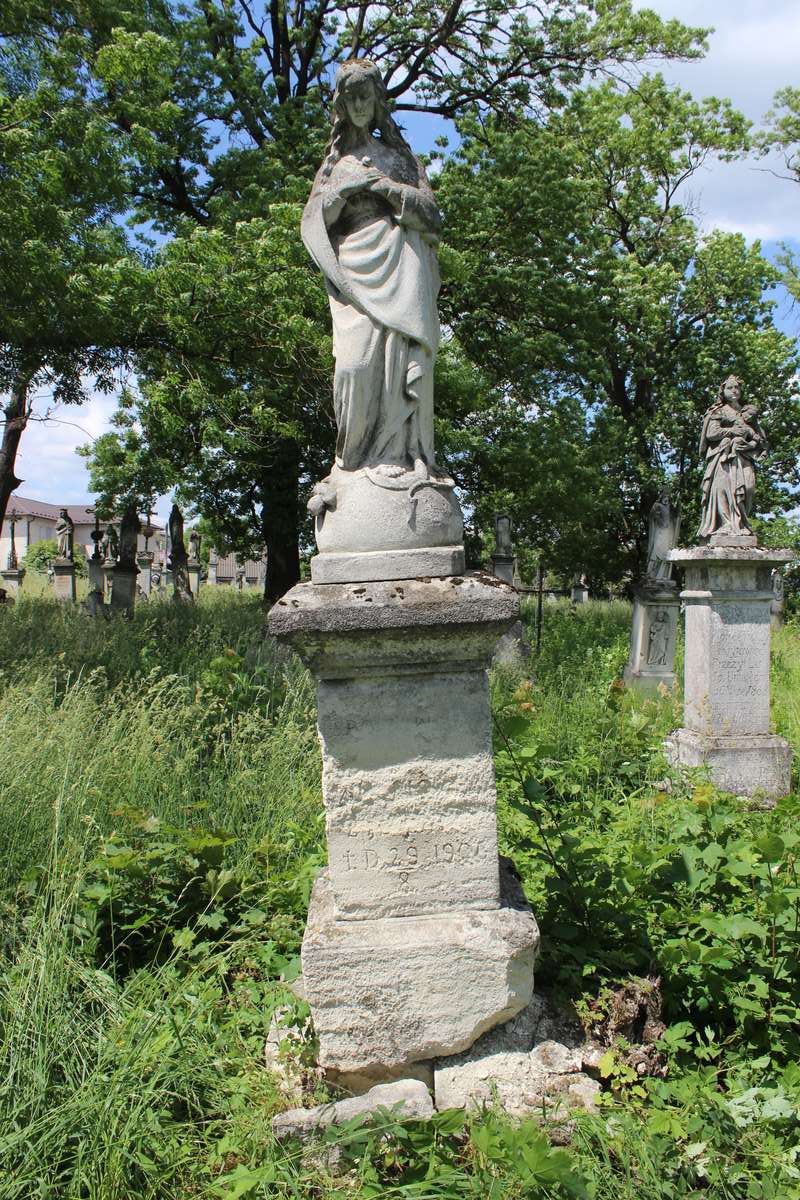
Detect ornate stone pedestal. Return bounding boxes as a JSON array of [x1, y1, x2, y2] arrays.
[[110, 564, 138, 615], [137, 552, 154, 597], [309, 465, 465, 584], [1, 567, 25, 597], [268, 574, 540, 1074], [188, 559, 201, 597], [665, 546, 794, 799], [52, 559, 76, 603], [623, 581, 680, 692], [87, 556, 104, 593]]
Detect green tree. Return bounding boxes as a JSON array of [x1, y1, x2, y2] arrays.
[[35, 0, 703, 599], [436, 77, 800, 583], [758, 86, 800, 305], [22, 537, 86, 574], [0, 31, 136, 529]]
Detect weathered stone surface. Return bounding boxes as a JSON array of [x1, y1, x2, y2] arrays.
[[110, 564, 138, 615], [52, 560, 76, 603], [666, 729, 792, 801], [272, 1079, 434, 1142], [0, 568, 24, 596], [319, 665, 500, 919], [301, 859, 539, 1073], [666, 547, 794, 799], [623, 585, 679, 692], [433, 993, 601, 1119]]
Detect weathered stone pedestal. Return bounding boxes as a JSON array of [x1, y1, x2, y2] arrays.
[[623, 581, 680, 692], [1, 567, 25, 597], [188, 559, 201, 597], [268, 574, 540, 1074], [87, 556, 104, 593], [666, 546, 794, 799], [110, 564, 138, 616], [52, 559, 76, 602], [137, 552, 154, 597]]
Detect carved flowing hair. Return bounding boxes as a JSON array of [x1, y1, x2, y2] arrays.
[[320, 59, 419, 181]]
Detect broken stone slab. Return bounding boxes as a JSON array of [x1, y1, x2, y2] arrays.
[[433, 992, 602, 1120], [302, 857, 539, 1074], [272, 1079, 434, 1143]]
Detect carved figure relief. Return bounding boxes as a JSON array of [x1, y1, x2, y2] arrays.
[[646, 609, 670, 666]]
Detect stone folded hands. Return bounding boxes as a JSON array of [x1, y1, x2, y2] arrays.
[[323, 169, 440, 238]]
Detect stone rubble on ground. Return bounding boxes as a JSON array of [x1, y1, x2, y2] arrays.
[[272, 1079, 434, 1142]]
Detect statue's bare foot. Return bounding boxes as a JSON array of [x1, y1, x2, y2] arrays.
[[375, 463, 406, 479]]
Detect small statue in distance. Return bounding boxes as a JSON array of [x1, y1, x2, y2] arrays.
[[168, 503, 193, 602], [118, 506, 140, 566], [101, 525, 118, 563], [55, 509, 74, 561], [188, 528, 201, 562], [645, 486, 680, 582], [697, 375, 767, 544]]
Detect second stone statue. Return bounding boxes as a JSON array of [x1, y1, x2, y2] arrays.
[[269, 59, 539, 1082]]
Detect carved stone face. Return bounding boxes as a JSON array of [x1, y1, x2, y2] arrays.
[[344, 77, 376, 131], [723, 378, 742, 406]]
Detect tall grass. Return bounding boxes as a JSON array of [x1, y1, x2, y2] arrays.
[[0, 592, 798, 1198]]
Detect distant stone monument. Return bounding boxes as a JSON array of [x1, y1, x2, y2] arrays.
[[491, 514, 515, 584], [137, 513, 156, 597], [188, 529, 201, 597], [269, 59, 539, 1080], [570, 573, 589, 604], [111, 506, 140, 615], [168, 504, 193, 602], [208, 547, 218, 585], [666, 376, 794, 800], [770, 568, 785, 630], [1, 508, 25, 595], [624, 486, 681, 692], [52, 508, 76, 602]]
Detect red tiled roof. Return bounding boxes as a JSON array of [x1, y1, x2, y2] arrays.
[[4, 494, 163, 528]]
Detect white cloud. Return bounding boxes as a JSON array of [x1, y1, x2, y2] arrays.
[[634, 0, 800, 239]]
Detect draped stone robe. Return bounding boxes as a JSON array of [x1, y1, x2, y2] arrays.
[[301, 140, 441, 473]]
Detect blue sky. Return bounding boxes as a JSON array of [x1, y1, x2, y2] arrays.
[[13, 0, 800, 523]]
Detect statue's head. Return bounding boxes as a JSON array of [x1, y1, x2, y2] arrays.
[[323, 59, 414, 175], [718, 374, 743, 407], [332, 60, 385, 133]]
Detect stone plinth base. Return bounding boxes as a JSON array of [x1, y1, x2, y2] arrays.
[[623, 583, 679, 692], [1, 568, 25, 596], [666, 728, 792, 801], [666, 545, 794, 800], [137, 553, 154, 597], [302, 859, 539, 1073], [87, 558, 104, 593], [188, 561, 201, 596], [52, 560, 76, 602], [269, 572, 539, 1070], [110, 564, 138, 615], [310, 465, 465, 584]]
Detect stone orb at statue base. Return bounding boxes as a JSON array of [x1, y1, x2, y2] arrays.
[[310, 465, 465, 584]]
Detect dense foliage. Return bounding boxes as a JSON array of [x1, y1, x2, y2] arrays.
[[1, 591, 799, 1197]]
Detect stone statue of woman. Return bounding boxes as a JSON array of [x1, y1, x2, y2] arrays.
[[645, 486, 680, 581], [696, 375, 767, 543], [301, 59, 463, 582], [55, 509, 74, 560]]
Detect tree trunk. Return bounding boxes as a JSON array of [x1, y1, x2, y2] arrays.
[[261, 438, 301, 604], [0, 370, 35, 532]]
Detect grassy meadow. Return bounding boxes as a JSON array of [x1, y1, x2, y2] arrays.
[[1, 590, 799, 1198]]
